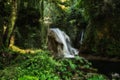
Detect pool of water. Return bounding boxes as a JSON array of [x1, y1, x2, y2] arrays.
[[90, 60, 120, 79]]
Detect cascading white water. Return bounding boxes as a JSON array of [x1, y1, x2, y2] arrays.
[[48, 28, 78, 58], [80, 29, 84, 45]]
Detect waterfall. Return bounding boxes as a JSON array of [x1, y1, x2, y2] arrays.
[[80, 29, 84, 45], [48, 28, 78, 58]]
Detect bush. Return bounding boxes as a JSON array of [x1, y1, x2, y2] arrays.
[[0, 50, 107, 80]]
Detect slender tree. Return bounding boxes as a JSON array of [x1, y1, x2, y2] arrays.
[[3, 0, 18, 48]]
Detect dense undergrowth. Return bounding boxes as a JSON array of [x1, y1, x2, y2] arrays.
[[0, 50, 107, 80]]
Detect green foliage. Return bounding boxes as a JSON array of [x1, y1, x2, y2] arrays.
[[0, 51, 60, 80], [16, 7, 40, 27], [80, 0, 120, 57], [15, 7, 41, 48], [0, 0, 12, 20], [15, 51, 60, 80], [0, 48, 18, 69], [87, 74, 106, 80], [102, 39, 120, 56], [18, 75, 39, 80], [56, 56, 92, 80], [0, 50, 107, 80]]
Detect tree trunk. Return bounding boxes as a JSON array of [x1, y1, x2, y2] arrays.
[[40, 0, 48, 48], [3, 0, 17, 48], [0, 17, 4, 48]]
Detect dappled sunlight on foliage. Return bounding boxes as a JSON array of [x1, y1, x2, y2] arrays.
[[9, 45, 42, 54]]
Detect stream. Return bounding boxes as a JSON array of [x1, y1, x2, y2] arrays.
[[48, 28, 120, 79], [90, 60, 120, 79]]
